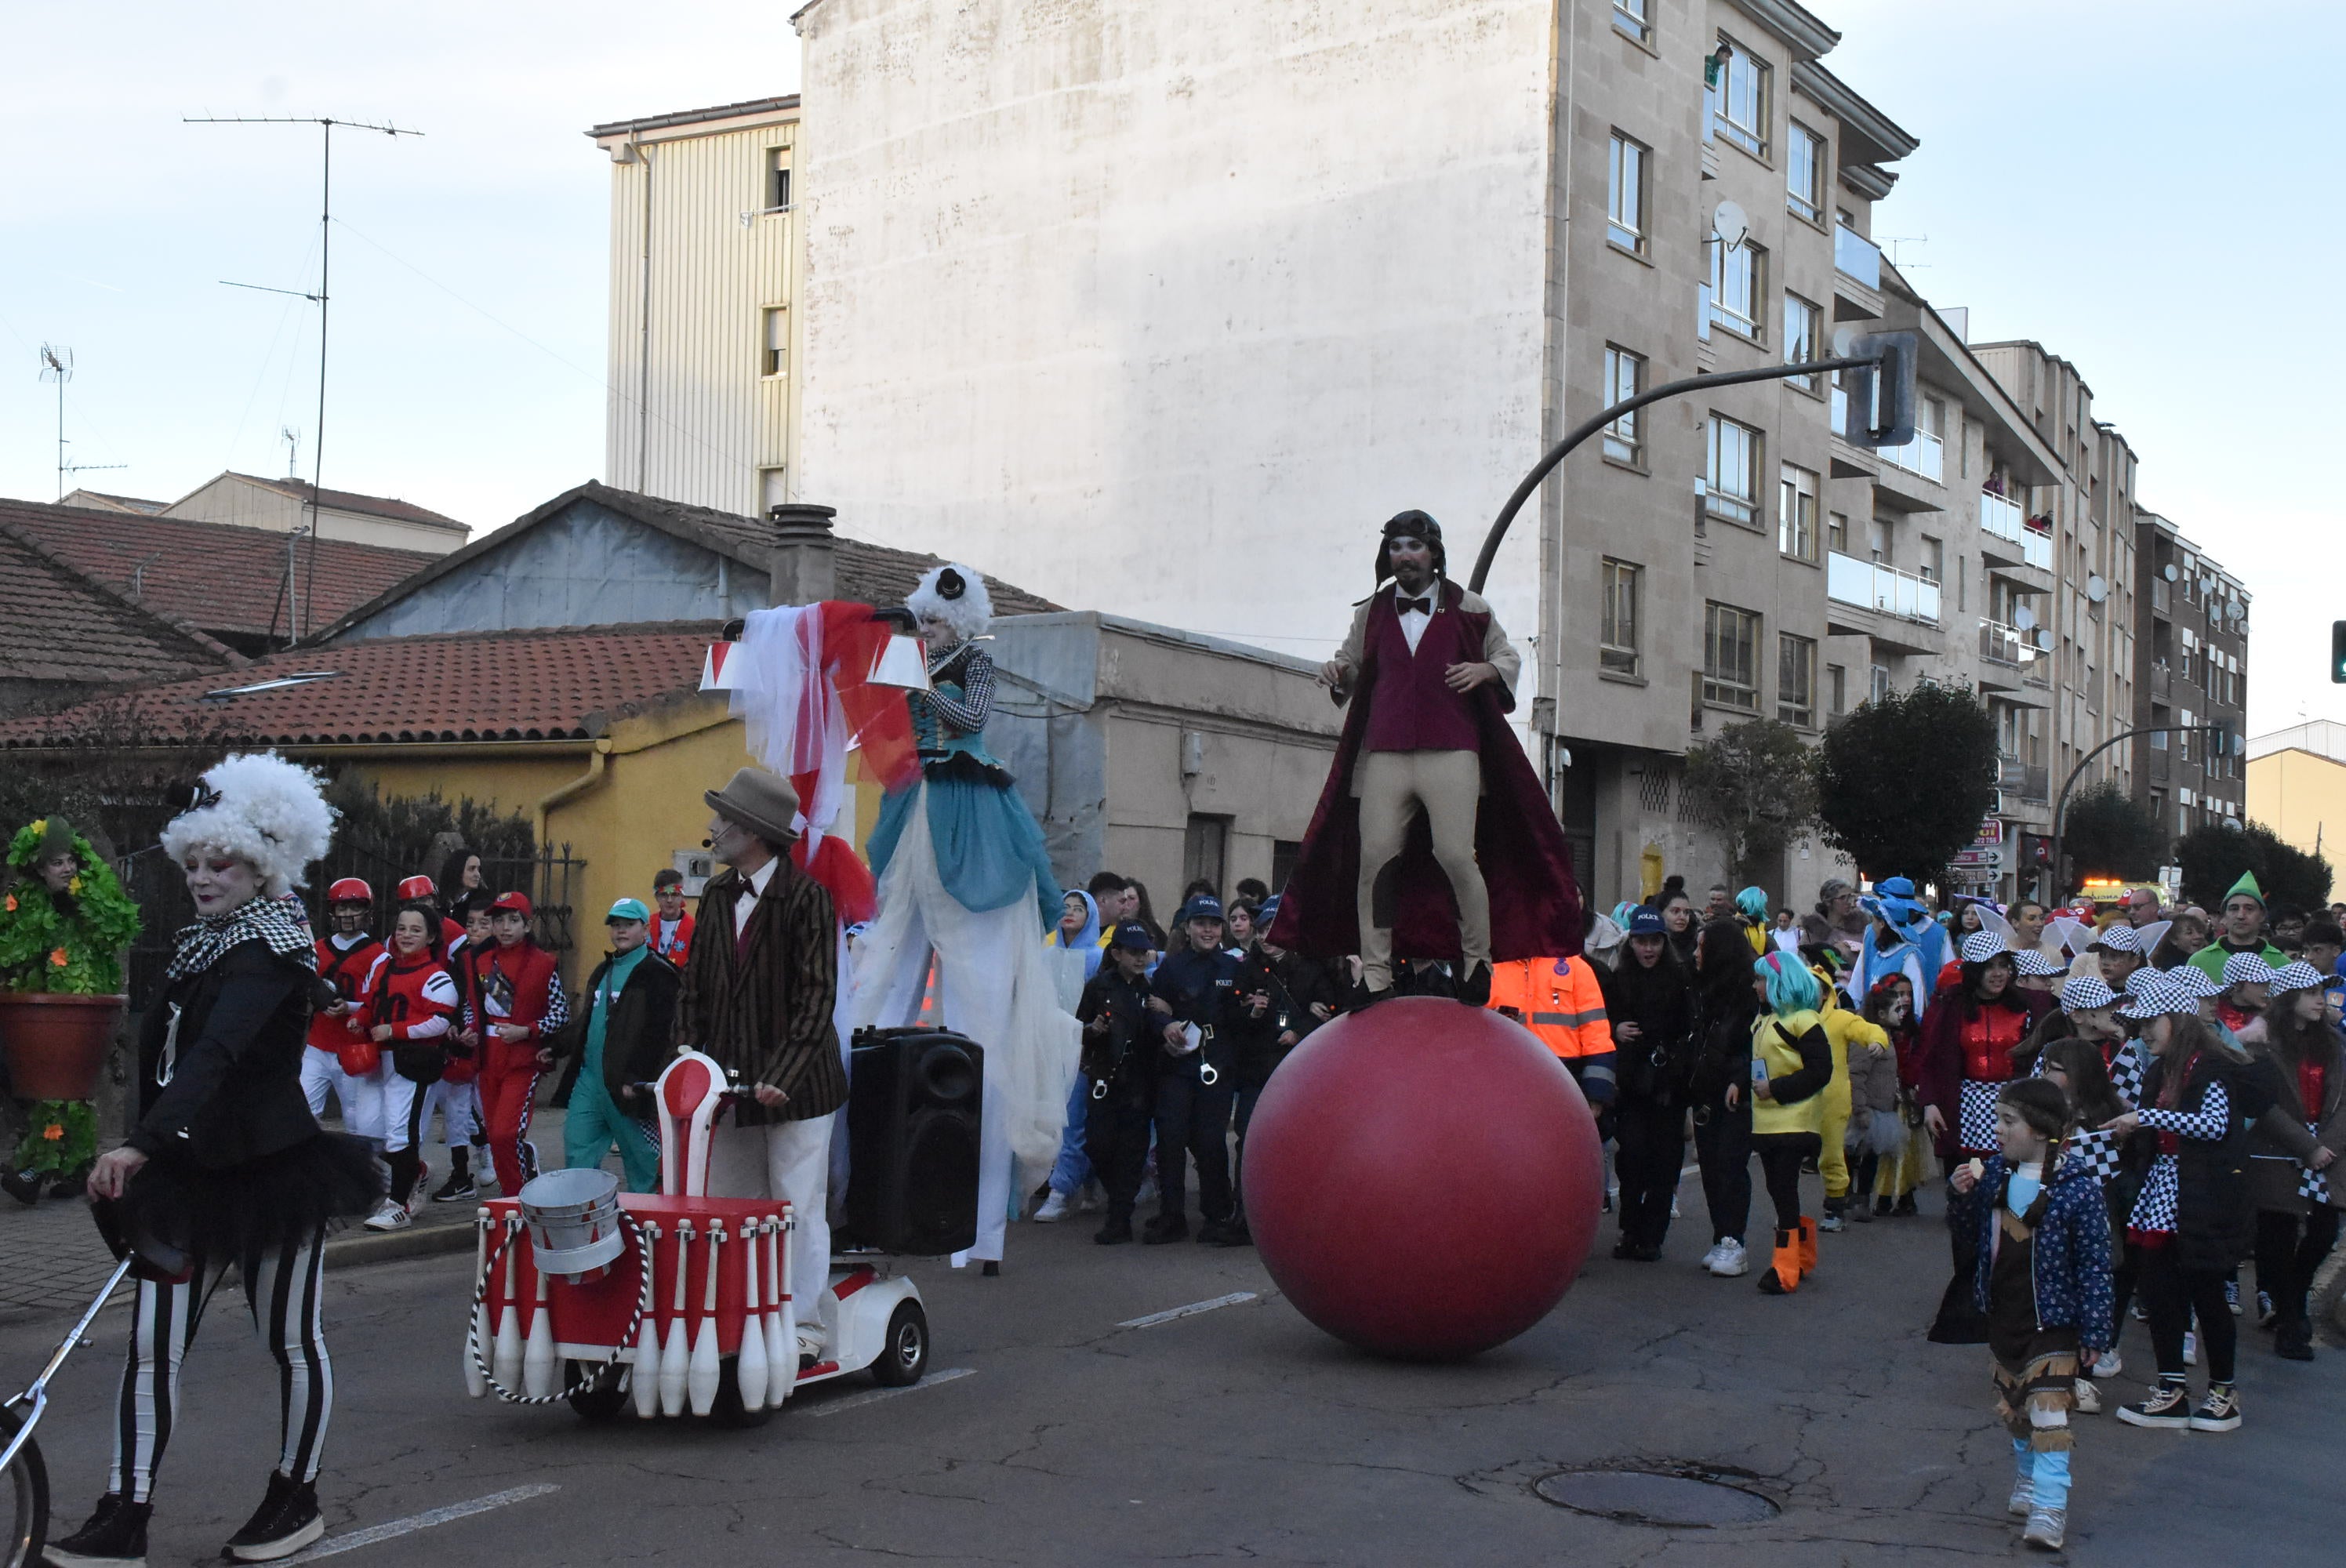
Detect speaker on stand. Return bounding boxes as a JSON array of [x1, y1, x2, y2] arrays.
[[838, 1025, 984, 1256]]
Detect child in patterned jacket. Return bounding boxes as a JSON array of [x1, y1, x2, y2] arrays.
[[1950, 1077, 2115, 1554]]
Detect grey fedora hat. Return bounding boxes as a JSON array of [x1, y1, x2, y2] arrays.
[[705, 767, 801, 846]]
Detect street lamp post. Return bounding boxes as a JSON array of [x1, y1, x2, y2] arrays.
[[2047, 723, 2227, 903]]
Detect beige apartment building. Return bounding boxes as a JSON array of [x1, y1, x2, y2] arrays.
[[64, 470, 467, 554], [589, 97, 804, 517]]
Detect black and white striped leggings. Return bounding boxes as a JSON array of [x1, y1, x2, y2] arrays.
[[111, 1228, 332, 1504]]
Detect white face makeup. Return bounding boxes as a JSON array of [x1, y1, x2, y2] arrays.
[[183, 851, 260, 917]]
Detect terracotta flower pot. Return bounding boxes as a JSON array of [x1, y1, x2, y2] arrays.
[[0, 991, 127, 1101]]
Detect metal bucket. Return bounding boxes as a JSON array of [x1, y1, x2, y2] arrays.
[[518, 1167, 625, 1283]]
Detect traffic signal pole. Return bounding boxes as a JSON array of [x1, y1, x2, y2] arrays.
[[2048, 722, 2230, 903]]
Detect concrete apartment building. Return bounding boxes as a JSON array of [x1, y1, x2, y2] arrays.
[[790, 0, 1952, 906], [2247, 721, 2344, 905], [589, 96, 805, 517], [2135, 514, 2249, 840]]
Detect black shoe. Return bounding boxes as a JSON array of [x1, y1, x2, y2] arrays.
[[1893, 1195, 1918, 1217], [0, 1167, 40, 1207], [49, 1171, 85, 1199], [1631, 1243, 1664, 1263], [225, 1472, 322, 1562], [1094, 1216, 1134, 1245], [2276, 1317, 2316, 1361], [1213, 1221, 1252, 1248], [430, 1171, 478, 1203], [1141, 1216, 1188, 1245], [1612, 1236, 1638, 1260], [1195, 1221, 1241, 1246], [1458, 961, 1493, 1008], [981, 1260, 1000, 1277], [1873, 1196, 1894, 1218], [45, 1493, 150, 1566]]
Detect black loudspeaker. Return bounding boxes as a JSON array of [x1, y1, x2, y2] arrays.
[[840, 1025, 984, 1257]]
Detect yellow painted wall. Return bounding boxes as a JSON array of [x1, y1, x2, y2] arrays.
[[2248, 749, 2346, 904], [329, 695, 884, 987]]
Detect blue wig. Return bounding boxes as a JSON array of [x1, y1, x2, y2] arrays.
[[1735, 886, 1770, 920], [1755, 950, 1821, 1016]]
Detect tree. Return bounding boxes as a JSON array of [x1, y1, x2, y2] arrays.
[[1682, 718, 1818, 887], [2062, 781, 2169, 881], [1814, 681, 1999, 888], [2176, 820, 2333, 915]]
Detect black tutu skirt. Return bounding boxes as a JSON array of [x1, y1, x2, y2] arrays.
[[117, 1131, 385, 1267]]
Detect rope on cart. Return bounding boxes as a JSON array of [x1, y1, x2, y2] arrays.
[[467, 1209, 656, 1406]]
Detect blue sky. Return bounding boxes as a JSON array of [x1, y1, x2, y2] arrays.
[[2, 1, 2331, 731]]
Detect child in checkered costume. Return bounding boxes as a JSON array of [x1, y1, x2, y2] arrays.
[[2236, 960, 2344, 1362], [1948, 1078, 2114, 1553]]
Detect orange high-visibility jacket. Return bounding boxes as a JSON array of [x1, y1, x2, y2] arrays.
[[1488, 956, 1615, 1093]]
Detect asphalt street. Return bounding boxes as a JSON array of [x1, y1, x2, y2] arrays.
[[6, 1165, 2337, 1566]]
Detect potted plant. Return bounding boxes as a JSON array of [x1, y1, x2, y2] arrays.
[[0, 816, 140, 1203]]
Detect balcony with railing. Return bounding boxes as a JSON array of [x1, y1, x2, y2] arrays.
[[1834, 225, 1881, 288], [1977, 489, 2054, 570], [1877, 426, 1945, 483], [2152, 661, 2172, 700], [1828, 550, 1941, 626], [1979, 618, 2029, 666]]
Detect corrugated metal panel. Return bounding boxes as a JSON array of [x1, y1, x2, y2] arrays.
[[605, 119, 798, 515]]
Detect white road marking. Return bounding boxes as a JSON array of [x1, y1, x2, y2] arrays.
[[1117, 1291, 1258, 1330], [803, 1366, 975, 1416], [288, 1483, 560, 1562]]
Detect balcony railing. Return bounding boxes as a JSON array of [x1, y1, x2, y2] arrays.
[[1835, 224, 1881, 289], [1979, 618, 2035, 666], [2022, 764, 2049, 804], [1878, 427, 1945, 482], [2152, 661, 2172, 699], [1828, 550, 1941, 626], [1831, 384, 1848, 437]]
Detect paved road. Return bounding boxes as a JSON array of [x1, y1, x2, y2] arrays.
[[5, 1167, 2336, 1566]]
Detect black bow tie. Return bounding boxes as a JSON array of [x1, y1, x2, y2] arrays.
[[1396, 595, 1433, 616]]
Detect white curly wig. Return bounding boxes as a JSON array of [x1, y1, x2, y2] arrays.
[[159, 752, 337, 898], [906, 563, 993, 643]]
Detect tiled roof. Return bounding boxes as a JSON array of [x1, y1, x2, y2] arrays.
[[0, 623, 718, 750], [318, 481, 1060, 639], [0, 497, 438, 644], [0, 521, 238, 693], [216, 473, 467, 532]]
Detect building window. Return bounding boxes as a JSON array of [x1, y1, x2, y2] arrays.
[[1827, 510, 1848, 556], [1602, 346, 1644, 464], [1778, 633, 1817, 727], [1705, 415, 1761, 527], [1869, 662, 1891, 703], [1778, 463, 1818, 561], [765, 148, 793, 212], [761, 307, 790, 377], [1607, 132, 1648, 253], [1782, 293, 1820, 389], [1183, 814, 1230, 894], [1827, 662, 1847, 716], [1786, 122, 1825, 223], [1600, 559, 1641, 676], [757, 466, 789, 513], [1709, 38, 1769, 157], [1709, 234, 1764, 339], [1612, 0, 1650, 43], [1703, 603, 1761, 710]]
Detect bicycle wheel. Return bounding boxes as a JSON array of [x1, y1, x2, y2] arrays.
[[0, 1404, 49, 1568]]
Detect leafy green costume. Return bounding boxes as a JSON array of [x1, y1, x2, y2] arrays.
[[1, 817, 141, 1181]]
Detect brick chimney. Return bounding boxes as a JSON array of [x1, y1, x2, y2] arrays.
[[764, 502, 837, 604]]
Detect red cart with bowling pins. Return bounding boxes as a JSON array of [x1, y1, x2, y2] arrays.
[[464, 1050, 931, 1423]]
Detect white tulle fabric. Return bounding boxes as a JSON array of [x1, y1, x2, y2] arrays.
[[726, 604, 850, 852], [847, 787, 1080, 1264]]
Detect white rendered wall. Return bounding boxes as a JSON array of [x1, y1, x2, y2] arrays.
[[794, 0, 1556, 666]]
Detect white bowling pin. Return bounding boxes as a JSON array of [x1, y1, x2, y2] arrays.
[[492, 1217, 525, 1391], [688, 1222, 723, 1415], [630, 1222, 661, 1419], [736, 1218, 768, 1412], [659, 1221, 692, 1416], [764, 1212, 792, 1403], [522, 1250, 557, 1399], [466, 1210, 489, 1398]]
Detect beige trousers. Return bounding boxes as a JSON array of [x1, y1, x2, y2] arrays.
[[1355, 748, 1488, 991]]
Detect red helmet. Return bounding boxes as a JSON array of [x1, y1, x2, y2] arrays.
[[395, 875, 437, 902], [326, 877, 372, 905], [491, 891, 533, 919]]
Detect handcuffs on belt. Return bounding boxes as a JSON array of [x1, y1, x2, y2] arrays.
[[1168, 1022, 1219, 1085]]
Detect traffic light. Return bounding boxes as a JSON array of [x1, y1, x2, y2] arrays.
[[2333, 620, 2346, 684], [1842, 331, 1918, 449]]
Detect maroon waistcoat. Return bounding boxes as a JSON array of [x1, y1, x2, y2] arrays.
[[1361, 585, 1484, 753]]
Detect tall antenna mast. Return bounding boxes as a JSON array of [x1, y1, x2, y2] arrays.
[[189, 114, 421, 641], [39, 345, 71, 501]]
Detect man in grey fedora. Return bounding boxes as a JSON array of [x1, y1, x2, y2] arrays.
[[675, 765, 846, 1363]]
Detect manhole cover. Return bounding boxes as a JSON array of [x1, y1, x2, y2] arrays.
[[1534, 1468, 1779, 1527]]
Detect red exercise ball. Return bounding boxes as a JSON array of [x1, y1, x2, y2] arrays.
[[1244, 997, 1603, 1359]]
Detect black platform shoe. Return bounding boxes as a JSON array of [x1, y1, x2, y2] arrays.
[[223, 1472, 324, 1563], [45, 1494, 151, 1566]]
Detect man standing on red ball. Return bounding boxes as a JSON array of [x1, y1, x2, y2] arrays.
[[467, 889, 567, 1196], [1267, 510, 1581, 1006]]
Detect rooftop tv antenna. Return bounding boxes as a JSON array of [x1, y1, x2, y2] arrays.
[[38, 345, 126, 501], [281, 426, 301, 480], [189, 114, 422, 641]]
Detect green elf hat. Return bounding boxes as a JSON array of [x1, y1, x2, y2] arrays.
[[2222, 869, 2265, 909]]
